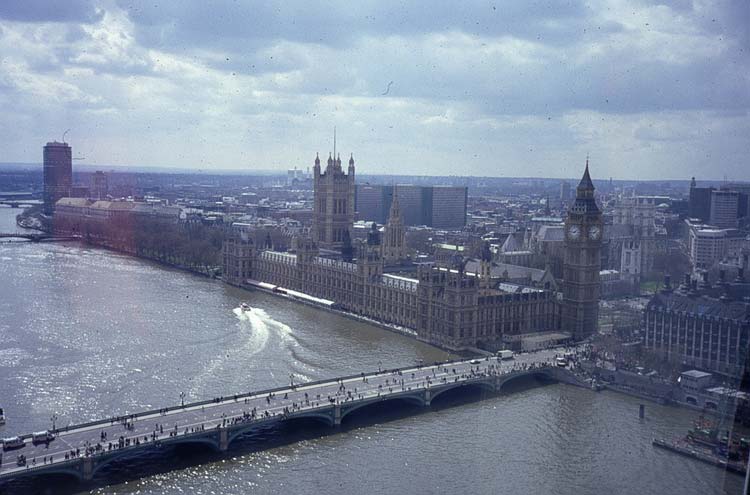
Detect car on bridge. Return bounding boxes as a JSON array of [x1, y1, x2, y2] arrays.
[[32, 430, 55, 444], [2, 436, 24, 450]]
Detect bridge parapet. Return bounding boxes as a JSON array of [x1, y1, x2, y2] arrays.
[[0, 350, 582, 487]]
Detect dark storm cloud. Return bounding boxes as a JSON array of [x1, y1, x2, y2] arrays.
[[0, 0, 102, 24]]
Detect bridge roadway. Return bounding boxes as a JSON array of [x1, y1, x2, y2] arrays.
[[0, 348, 576, 484]]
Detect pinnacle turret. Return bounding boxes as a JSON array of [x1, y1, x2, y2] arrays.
[[388, 186, 402, 223]]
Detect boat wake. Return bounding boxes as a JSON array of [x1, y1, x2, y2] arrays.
[[232, 306, 271, 358], [235, 306, 313, 384]]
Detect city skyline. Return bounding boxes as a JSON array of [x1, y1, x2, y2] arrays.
[[0, 1, 748, 180]]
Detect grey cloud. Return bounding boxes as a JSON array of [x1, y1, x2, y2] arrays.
[[111, 0, 746, 117], [0, 0, 102, 24], [117, 0, 595, 51]]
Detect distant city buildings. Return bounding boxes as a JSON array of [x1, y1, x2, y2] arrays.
[[644, 272, 750, 377], [610, 195, 664, 291], [687, 222, 747, 270], [54, 198, 181, 231], [355, 184, 467, 228], [89, 171, 109, 200], [689, 177, 748, 228], [286, 167, 309, 186], [710, 189, 740, 228], [43, 141, 72, 214]]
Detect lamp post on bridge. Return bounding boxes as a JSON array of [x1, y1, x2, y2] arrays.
[[50, 413, 58, 431], [289, 373, 295, 388], [180, 391, 185, 408], [378, 361, 382, 373]]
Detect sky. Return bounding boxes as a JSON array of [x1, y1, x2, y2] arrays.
[[0, 0, 747, 180]]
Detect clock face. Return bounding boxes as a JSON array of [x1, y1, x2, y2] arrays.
[[588, 226, 601, 240], [568, 225, 581, 240]]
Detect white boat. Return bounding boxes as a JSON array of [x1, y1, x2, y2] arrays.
[[240, 303, 252, 312]]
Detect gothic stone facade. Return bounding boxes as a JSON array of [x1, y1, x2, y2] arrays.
[[223, 230, 560, 351], [312, 153, 355, 251], [562, 162, 603, 339]]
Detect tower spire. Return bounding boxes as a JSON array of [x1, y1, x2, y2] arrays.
[[333, 126, 336, 161], [389, 185, 401, 222], [578, 155, 594, 191]]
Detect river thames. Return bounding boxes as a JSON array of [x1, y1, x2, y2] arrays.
[[0, 207, 743, 495]]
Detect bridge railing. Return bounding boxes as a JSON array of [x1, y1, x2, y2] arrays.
[[26, 354, 562, 441], [31, 357, 496, 440]]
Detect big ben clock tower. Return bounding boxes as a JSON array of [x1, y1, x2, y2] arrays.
[[562, 159, 602, 339]]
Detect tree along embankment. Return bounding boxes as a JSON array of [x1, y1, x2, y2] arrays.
[[53, 213, 224, 277]]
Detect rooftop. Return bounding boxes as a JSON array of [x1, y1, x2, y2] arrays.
[[680, 370, 713, 379]]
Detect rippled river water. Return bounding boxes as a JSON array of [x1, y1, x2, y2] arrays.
[[0, 207, 743, 495]]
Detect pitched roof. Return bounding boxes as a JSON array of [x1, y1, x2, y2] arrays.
[[537, 225, 564, 242], [56, 197, 90, 207]]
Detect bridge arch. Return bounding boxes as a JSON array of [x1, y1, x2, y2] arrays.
[[339, 395, 425, 424], [429, 380, 497, 404], [5, 465, 84, 483], [88, 437, 216, 478], [497, 370, 553, 393], [166, 435, 222, 453]]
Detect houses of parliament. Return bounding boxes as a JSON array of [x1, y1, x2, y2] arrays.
[[223, 150, 600, 351]]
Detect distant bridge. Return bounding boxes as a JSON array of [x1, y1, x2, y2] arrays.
[[0, 200, 42, 208], [0, 233, 80, 242], [0, 350, 585, 486]]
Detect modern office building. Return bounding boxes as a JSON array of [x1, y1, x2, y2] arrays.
[[689, 178, 713, 222], [43, 141, 72, 214], [355, 184, 390, 223], [431, 186, 468, 228], [560, 181, 571, 202], [710, 190, 740, 228], [355, 184, 467, 228]]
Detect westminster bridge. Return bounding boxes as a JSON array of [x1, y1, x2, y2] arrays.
[[0, 349, 584, 486]]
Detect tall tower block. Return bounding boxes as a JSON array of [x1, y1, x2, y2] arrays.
[[43, 141, 72, 215], [562, 159, 602, 339]]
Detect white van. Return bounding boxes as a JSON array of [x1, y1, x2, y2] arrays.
[[497, 350, 514, 360], [2, 436, 24, 450], [32, 431, 55, 444]]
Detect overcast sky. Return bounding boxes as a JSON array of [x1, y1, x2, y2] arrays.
[[0, 0, 747, 180]]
